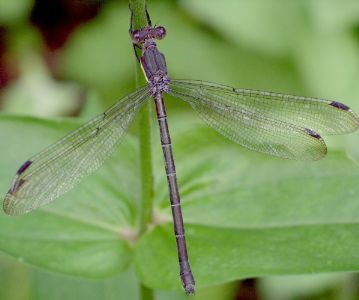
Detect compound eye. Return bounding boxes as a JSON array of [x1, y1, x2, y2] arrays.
[[131, 30, 141, 44], [155, 26, 166, 39]]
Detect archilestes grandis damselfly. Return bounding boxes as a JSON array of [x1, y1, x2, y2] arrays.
[[3, 7, 359, 294]]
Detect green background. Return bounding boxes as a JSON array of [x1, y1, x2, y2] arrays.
[[1, 0, 359, 299]]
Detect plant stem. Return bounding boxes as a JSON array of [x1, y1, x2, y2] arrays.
[[128, 0, 153, 239], [128, 1, 155, 300]]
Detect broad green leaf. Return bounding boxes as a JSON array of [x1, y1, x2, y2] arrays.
[[0, 115, 138, 278], [1, 112, 359, 292], [136, 116, 359, 290], [0, 255, 237, 300], [136, 223, 359, 290]]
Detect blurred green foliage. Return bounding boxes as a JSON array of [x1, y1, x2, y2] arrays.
[[1, 0, 359, 300]]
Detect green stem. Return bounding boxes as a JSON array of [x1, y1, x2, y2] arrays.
[[129, 0, 148, 31], [128, 1, 155, 300], [128, 0, 153, 238], [138, 99, 154, 235]]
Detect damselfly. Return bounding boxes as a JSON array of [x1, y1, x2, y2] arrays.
[[4, 7, 359, 294]]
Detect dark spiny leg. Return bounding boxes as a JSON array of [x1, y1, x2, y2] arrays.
[[145, 4, 152, 27], [129, 4, 140, 61], [129, 3, 134, 33], [129, 2, 151, 29], [132, 44, 141, 61]]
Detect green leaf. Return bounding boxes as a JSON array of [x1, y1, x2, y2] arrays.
[[1, 112, 359, 291], [30, 268, 139, 300], [0, 115, 138, 278], [136, 223, 359, 290], [0, 254, 30, 300], [135, 116, 359, 290], [0, 254, 140, 300]]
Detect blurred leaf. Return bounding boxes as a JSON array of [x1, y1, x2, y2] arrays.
[[60, 2, 135, 104], [79, 89, 106, 119], [293, 30, 359, 161], [1, 0, 359, 296], [307, 0, 359, 33], [0, 254, 140, 300], [157, 281, 237, 300], [61, 0, 305, 106], [179, 0, 359, 116], [259, 274, 355, 300], [159, 1, 302, 94], [294, 32, 359, 111], [0, 254, 30, 300], [180, 0, 306, 57], [0, 0, 33, 25], [2, 54, 81, 117], [31, 268, 139, 300], [1, 109, 358, 291], [0, 252, 238, 300]]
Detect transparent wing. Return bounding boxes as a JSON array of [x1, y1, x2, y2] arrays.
[[169, 80, 359, 160], [4, 86, 150, 215], [170, 80, 359, 135]]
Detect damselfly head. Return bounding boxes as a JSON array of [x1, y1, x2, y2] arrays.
[[154, 26, 166, 40], [131, 26, 166, 46]]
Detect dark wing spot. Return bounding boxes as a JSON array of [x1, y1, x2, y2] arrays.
[[304, 128, 322, 139], [94, 126, 102, 137], [10, 178, 25, 194], [329, 101, 350, 111], [17, 160, 32, 175]]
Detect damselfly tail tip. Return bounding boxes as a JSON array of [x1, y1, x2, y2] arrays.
[[184, 283, 195, 295]]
